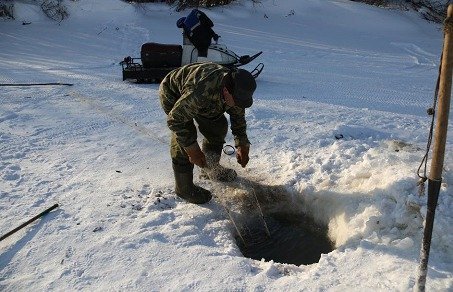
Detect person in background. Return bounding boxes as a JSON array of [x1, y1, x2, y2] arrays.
[[159, 62, 257, 204], [177, 9, 220, 61]]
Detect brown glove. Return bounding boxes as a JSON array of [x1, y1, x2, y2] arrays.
[[184, 143, 207, 168], [236, 144, 250, 168]]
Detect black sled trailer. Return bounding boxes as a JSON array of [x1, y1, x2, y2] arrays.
[[121, 40, 263, 83]]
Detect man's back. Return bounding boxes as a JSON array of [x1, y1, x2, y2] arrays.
[[159, 63, 229, 117]]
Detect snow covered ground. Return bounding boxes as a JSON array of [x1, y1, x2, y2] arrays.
[[0, 0, 452, 290]]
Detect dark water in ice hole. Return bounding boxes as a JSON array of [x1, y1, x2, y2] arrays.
[[234, 211, 334, 266]]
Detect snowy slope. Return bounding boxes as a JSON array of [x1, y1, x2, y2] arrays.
[[0, 0, 452, 291]]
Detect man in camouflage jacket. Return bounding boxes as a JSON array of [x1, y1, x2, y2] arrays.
[[159, 62, 257, 204]]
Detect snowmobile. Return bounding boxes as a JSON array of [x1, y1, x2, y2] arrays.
[[121, 34, 264, 83]]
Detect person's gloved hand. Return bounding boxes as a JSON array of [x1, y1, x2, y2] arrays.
[[185, 143, 207, 168], [236, 144, 250, 168]]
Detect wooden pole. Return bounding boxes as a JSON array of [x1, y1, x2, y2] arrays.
[[0, 204, 59, 242], [417, 4, 453, 292]]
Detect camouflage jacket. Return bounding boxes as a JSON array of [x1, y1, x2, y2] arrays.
[[159, 63, 250, 148]]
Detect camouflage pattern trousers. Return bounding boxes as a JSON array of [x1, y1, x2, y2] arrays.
[[171, 115, 228, 173]]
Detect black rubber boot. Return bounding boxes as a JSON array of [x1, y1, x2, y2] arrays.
[[174, 170, 212, 204], [200, 143, 237, 182]]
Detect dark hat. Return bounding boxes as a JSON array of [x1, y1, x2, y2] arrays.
[[176, 17, 186, 28], [231, 69, 256, 108]]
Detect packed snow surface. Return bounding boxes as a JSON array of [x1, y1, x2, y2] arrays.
[[0, 0, 452, 290]]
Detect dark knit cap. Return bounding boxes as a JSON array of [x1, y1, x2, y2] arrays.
[[176, 17, 186, 28], [231, 69, 256, 108]]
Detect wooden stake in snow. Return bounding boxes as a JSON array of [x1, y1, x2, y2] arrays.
[[416, 4, 453, 292], [0, 204, 59, 242]]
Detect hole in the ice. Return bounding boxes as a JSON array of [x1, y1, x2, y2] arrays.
[[234, 210, 334, 266], [218, 180, 334, 266]]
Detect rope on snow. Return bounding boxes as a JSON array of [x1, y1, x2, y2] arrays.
[[0, 83, 73, 87]]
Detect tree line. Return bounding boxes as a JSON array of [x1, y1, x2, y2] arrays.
[[0, 0, 449, 23]]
